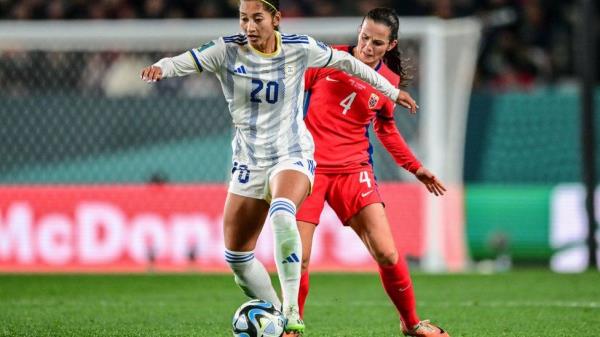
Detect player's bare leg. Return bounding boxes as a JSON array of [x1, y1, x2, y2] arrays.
[[223, 193, 282, 308], [270, 170, 310, 335], [298, 221, 316, 275], [348, 203, 398, 266], [297, 220, 317, 318], [348, 203, 450, 337]]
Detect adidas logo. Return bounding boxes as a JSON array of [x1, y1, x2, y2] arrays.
[[233, 65, 247, 74], [282, 253, 300, 264], [307, 160, 315, 174], [293, 160, 315, 174]]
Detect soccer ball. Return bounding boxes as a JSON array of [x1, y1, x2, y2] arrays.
[[232, 299, 285, 337]]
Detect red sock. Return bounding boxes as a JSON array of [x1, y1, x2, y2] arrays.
[[298, 271, 310, 318], [378, 256, 420, 329]]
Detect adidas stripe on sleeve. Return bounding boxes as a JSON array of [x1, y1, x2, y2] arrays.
[[305, 35, 334, 68], [154, 38, 226, 77]]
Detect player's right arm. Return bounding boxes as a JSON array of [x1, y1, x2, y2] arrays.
[[141, 38, 226, 82], [304, 37, 417, 113]]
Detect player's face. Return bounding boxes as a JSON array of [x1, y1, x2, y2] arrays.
[[355, 19, 398, 67], [239, 1, 280, 49]]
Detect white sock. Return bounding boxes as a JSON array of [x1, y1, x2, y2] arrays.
[[269, 197, 302, 312], [225, 250, 281, 308]]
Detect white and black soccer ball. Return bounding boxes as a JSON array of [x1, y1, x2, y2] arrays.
[[232, 299, 285, 337]]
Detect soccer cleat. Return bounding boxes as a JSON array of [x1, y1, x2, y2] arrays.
[[402, 320, 450, 337], [283, 305, 305, 335], [282, 333, 301, 337]]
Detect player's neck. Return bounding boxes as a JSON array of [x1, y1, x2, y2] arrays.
[[253, 33, 278, 54]]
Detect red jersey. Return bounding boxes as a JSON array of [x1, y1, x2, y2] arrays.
[[303, 45, 422, 174]]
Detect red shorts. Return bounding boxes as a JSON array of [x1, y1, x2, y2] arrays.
[[297, 167, 383, 225]]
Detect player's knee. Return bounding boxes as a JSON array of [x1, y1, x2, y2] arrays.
[[301, 256, 310, 274], [374, 249, 398, 266], [269, 198, 297, 232]]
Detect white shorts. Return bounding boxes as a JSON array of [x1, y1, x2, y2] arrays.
[[228, 157, 316, 202]]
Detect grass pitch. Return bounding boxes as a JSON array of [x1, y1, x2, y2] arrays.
[[0, 270, 598, 337]]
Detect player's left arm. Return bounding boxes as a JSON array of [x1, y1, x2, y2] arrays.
[[374, 107, 446, 196], [141, 39, 226, 82], [305, 37, 417, 113]]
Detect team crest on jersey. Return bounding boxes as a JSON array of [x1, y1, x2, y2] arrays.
[[285, 65, 295, 76], [368, 93, 379, 109]]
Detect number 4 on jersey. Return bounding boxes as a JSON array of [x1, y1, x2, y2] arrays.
[[339, 92, 357, 115]]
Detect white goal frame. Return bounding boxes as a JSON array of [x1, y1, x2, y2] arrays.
[[0, 17, 481, 272]]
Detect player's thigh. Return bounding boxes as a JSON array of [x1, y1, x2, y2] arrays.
[[297, 221, 317, 271], [223, 192, 270, 251], [269, 159, 314, 207], [228, 160, 269, 200], [297, 172, 328, 225], [348, 203, 398, 265], [326, 169, 379, 224]]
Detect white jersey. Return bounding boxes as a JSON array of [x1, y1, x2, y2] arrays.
[[155, 31, 400, 167]]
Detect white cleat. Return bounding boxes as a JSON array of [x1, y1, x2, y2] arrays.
[[283, 305, 305, 336]]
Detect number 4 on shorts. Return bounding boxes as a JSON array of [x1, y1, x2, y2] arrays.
[[359, 170, 372, 188]]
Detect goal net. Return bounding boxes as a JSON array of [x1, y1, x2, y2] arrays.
[[0, 18, 480, 272]]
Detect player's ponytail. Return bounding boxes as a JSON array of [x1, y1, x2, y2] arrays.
[[363, 8, 410, 87]]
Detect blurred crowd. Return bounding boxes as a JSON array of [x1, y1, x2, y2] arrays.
[[0, 0, 597, 90]]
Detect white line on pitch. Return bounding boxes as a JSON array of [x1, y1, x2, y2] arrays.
[[307, 300, 600, 309]]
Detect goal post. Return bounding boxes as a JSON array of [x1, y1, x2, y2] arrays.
[[0, 17, 481, 272], [418, 19, 481, 272]]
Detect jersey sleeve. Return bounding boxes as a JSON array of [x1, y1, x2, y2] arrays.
[[154, 38, 226, 78], [305, 35, 334, 68], [326, 48, 400, 102], [374, 110, 422, 174]]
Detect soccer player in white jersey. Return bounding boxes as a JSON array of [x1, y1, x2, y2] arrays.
[[141, 0, 418, 334]]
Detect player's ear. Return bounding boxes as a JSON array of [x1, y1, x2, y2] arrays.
[[387, 39, 398, 52], [272, 11, 281, 30]]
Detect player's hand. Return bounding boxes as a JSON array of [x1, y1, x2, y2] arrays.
[[415, 166, 446, 196], [395, 90, 418, 114], [140, 65, 163, 82]]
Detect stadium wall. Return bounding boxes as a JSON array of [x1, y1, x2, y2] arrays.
[[0, 183, 437, 272]]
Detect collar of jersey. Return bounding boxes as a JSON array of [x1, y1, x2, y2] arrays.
[[374, 60, 383, 71], [247, 31, 281, 58]]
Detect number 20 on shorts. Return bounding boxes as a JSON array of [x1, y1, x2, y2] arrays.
[[232, 162, 250, 184]]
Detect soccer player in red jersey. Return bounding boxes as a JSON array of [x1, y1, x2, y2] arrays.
[[297, 8, 450, 337]]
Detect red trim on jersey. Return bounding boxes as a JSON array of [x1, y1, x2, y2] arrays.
[[304, 45, 421, 174]]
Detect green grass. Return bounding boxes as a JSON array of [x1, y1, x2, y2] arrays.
[[0, 270, 599, 336]]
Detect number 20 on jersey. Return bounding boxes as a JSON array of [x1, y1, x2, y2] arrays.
[[250, 79, 279, 104]]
